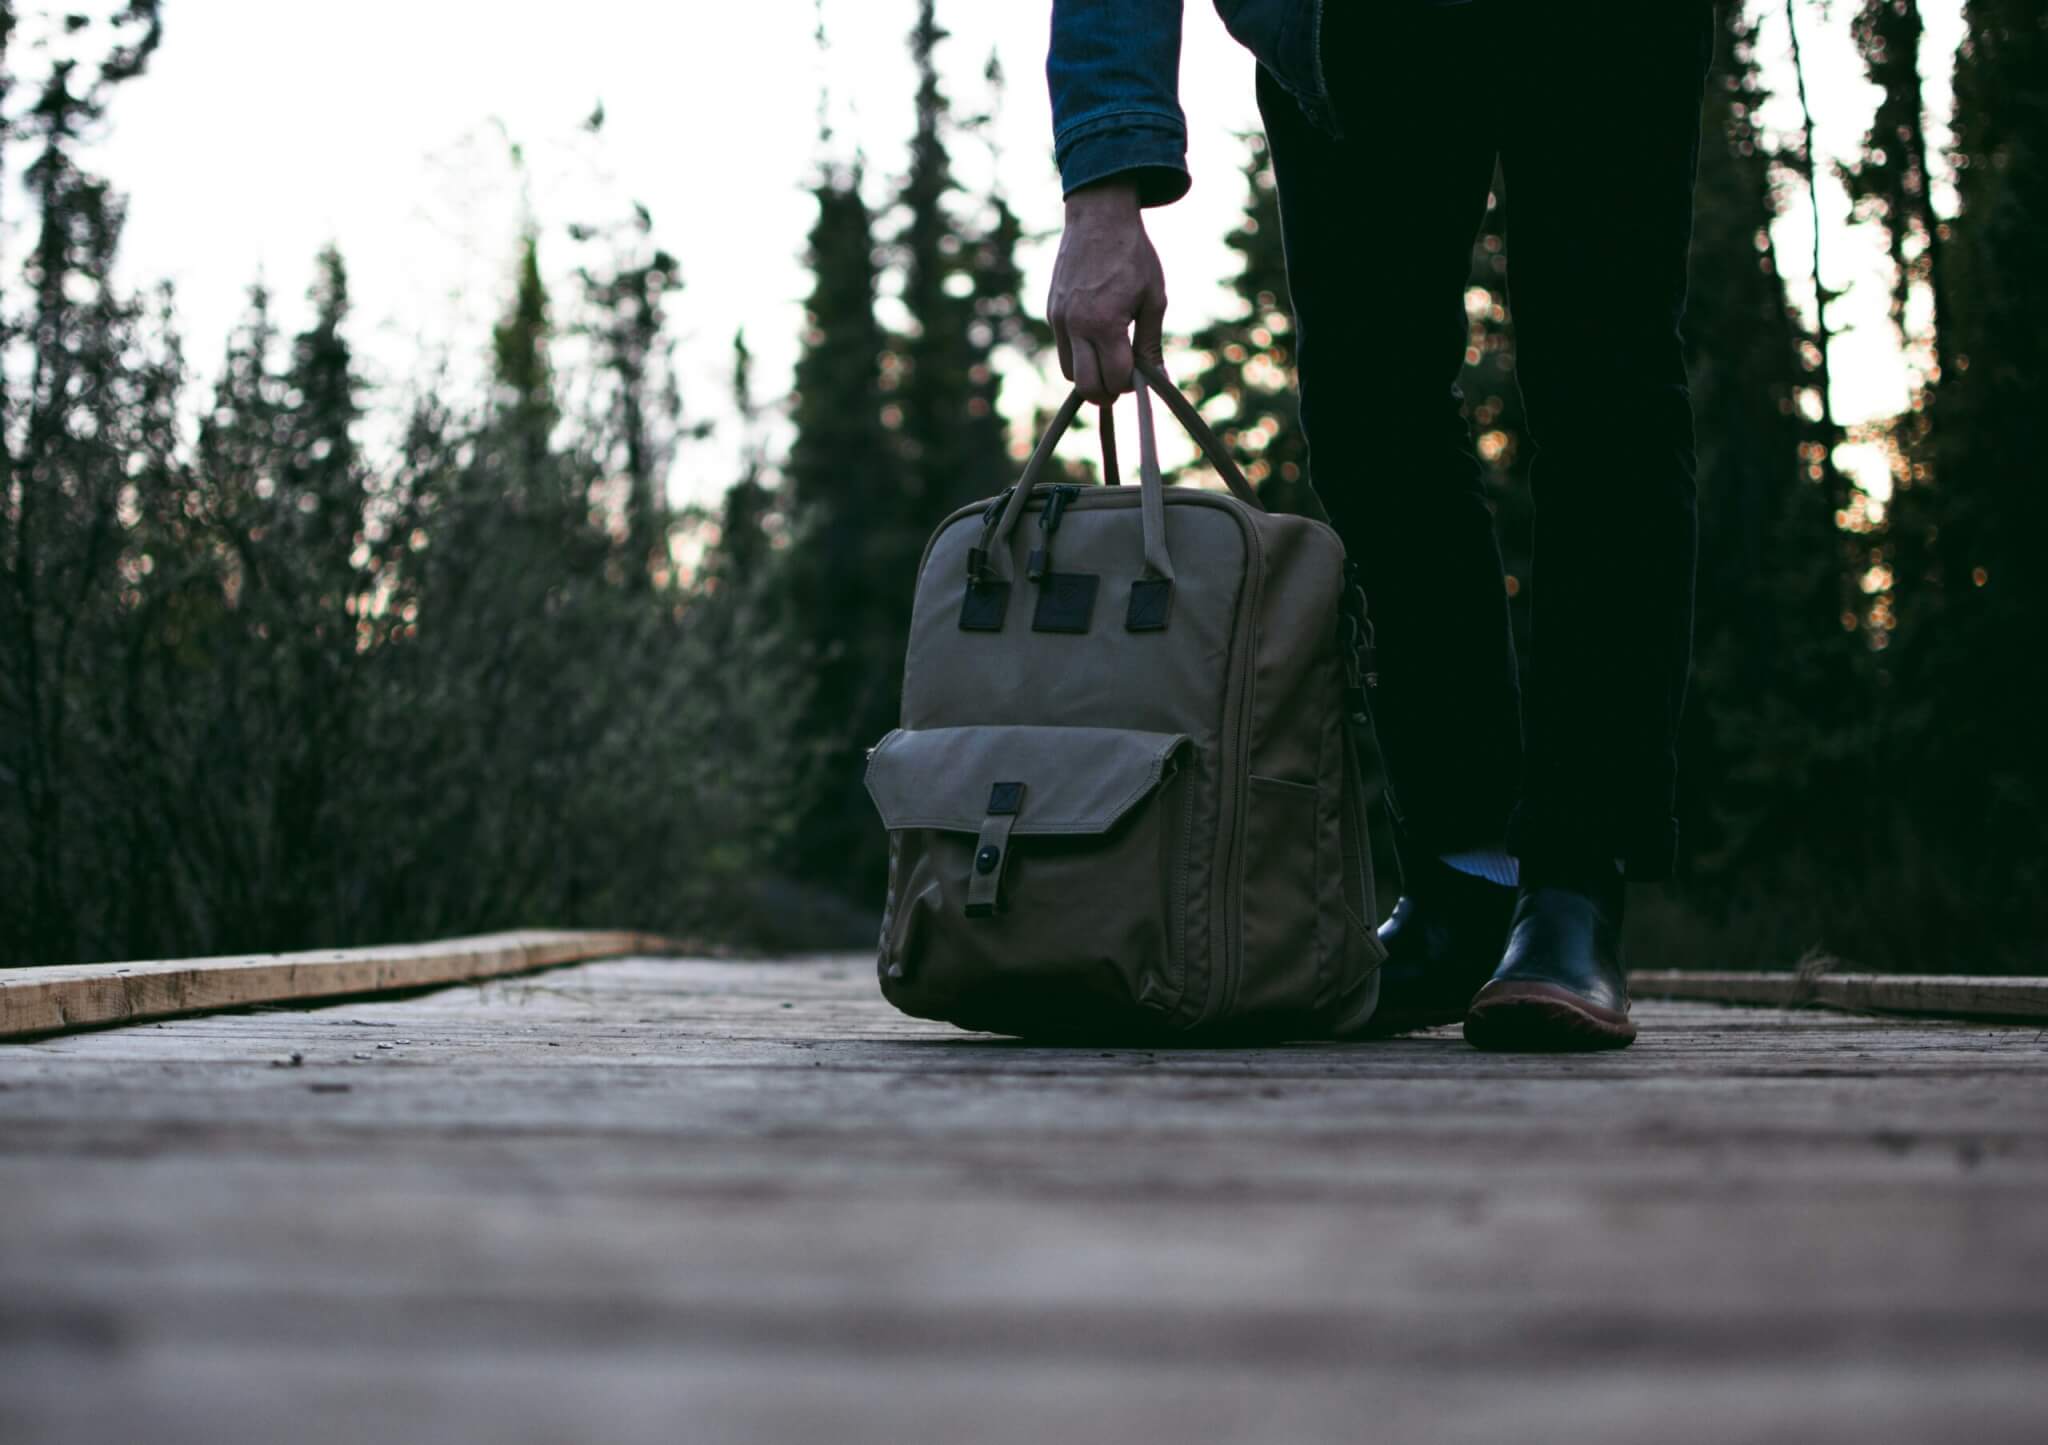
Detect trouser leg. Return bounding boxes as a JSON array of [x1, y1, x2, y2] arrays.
[[1258, 6, 1521, 864], [1495, 2, 1716, 881]]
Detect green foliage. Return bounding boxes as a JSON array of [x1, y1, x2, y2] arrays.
[[573, 205, 699, 578], [774, 7, 1045, 909], [1685, 10, 1864, 836], [1847, 1, 1949, 352], [0, 11, 810, 966], [777, 162, 902, 898], [892, 2, 1015, 519], [6, 1, 2043, 975], [491, 237, 561, 489], [1644, 0, 2047, 972], [1178, 134, 1310, 515], [1873, 0, 2048, 967]]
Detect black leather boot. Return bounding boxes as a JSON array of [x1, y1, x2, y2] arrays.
[[1463, 860, 1636, 1050], [1360, 855, 1517, 1036]]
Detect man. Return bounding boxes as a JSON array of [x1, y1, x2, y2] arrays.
[[1045, 1, 1715, 1050]]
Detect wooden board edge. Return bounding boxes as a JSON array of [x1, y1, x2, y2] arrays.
[[1628, 970, 2048, 1022], [0, 930, 687, 1040]]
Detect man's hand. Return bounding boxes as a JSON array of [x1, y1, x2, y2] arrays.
[[1046, 181, 1167, 404]]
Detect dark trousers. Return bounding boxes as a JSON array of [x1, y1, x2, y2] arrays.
[[1259, 1, 1715, 882]]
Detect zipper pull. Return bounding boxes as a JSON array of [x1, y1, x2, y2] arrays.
[[968, 485, 1015, 581], [1028, 485, 1078, 583]]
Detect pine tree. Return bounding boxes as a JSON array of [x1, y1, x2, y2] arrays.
[[1882, 0, 2048, 965], [489, 234, 564, 509], [1180, 134, 1311, 514], [282, 249, 365, 573], [781, 155, 902, 893], [1678, 1, 1874, 906], [958, 52, 1050, 483], [1845, 1, 1948, 660], [253, 248, 373, 943], [767, 8, 1059, 907], [1, 4, 171, 963], [890, 1, 1014, 517], [710, 329, 776, 592], [1847, 0, 1952, 378], [194, 286, 285, 575], [576, 208, 692, 581]]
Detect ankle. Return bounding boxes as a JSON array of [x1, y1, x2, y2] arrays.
[[1520, 853, 1625, 913]]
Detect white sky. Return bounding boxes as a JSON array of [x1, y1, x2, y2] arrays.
[[76, 0, 1962, 508]]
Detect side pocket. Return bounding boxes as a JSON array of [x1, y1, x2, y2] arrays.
[[1237, 775, 1321, 1018]]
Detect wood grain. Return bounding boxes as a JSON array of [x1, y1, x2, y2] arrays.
[[2, 955, 2045, 1444], [1630, 969, 2048, 1020], [0, 930, 668, 1039]]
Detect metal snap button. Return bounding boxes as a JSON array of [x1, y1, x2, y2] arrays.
[[975, 845, 1002, 875]]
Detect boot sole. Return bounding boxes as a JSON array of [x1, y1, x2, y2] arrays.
[[1463, 981, 1638, 1052]]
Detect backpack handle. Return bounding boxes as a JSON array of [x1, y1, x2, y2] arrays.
[[1130, 357, 1265, 510], [985, 361, 1286, 584]]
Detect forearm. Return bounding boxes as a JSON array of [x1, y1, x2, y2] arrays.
[[1047, 0, 1191, 206]]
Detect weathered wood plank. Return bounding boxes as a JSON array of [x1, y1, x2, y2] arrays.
[[1629, 969, 2048, 1020], [1629, 969, 1813, 1008], [0, 930, 669, 1039], [3, 957, 2045, 1444]]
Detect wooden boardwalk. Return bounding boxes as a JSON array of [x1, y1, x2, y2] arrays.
[[3, 955, 2044, 1444]]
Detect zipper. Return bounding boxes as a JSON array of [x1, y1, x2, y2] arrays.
[[1215, 499, 1263, 1024]]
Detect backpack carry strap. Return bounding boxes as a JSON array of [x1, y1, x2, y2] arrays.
[[1081, 382, 1177, 582], [984, 362, 1310, 586], [1129, 374, 1176, 581], [979, 361, 1341, 586]]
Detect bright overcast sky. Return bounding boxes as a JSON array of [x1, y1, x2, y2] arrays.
[[86, 0, 1963, 507]]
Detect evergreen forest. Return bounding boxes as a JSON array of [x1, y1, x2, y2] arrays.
[[3, 1, 2041, 974]]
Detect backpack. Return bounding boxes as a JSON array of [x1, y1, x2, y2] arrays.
[[864, 361, 1386, 1041]]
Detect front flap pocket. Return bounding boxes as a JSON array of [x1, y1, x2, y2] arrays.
[[864, 725, 1195, 1034], [866, 725, 1190, 838]]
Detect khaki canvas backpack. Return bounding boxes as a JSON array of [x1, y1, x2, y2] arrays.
[[865, 361, 1386, 1041]]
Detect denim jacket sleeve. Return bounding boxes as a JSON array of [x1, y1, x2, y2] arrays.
[[1047, 0, 1192, 207]]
